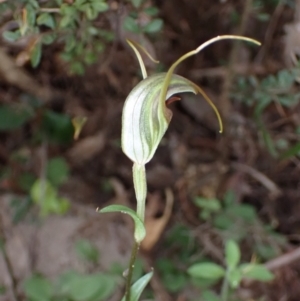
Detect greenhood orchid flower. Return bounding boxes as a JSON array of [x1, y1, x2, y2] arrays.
[[121, 35, 260, 223]]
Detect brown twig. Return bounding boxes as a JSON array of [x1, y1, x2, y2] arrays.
[[0, 213, 19, 301], [0, 47, 53, 102], [231, 162, 282, 198], [254, 0, 285, 63], [265, 246, 300, 271], [219, 0, 253, 119]]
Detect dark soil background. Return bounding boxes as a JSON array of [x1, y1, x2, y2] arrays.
[[0, 0, 300, 300]]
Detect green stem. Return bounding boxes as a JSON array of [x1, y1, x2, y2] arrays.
[[132, 163, 147, 222], [220, 269, 230, 301], [125, 241, 139, 301], [124, 163, 147, 301]]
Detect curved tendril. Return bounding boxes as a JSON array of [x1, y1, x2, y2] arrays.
[[126, 39, 159, 79], [191, 82, 223, 133], [160, 35, 261, 132]]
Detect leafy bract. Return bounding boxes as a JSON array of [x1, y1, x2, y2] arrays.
[[121, 271, 153, 301], [98, 205, 146, 243]]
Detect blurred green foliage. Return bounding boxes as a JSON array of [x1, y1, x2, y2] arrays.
[[232, 68, 300, 158], [0, 0, 162, 74]]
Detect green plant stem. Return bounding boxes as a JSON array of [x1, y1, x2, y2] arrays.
[[125, 241, 139, 301], [221, 269, 230, 301], [124, 163, 147, 301], [132, 163, 147, 222]]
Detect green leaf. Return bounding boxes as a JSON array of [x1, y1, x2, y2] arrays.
[[187, 262, 225, 280], [0, 104, 33, 131], [30, 179, 57, 205], [225, 240, 241, 269], [255, 243, 278, 260], [143, 7, 159, 16], [91, 1, 109, 13], [28, 0, 39, 9], [239, 264, 274, 281], [201, 290, 221, 301], [194, 197, 221, 211], [60, 15, 73, 28], [60, 272, 115, 301], [11, 196, 33, 223], [18, 172, 36, 192], [23, 275, 53, 301], [161, 272, 187, 293], [143, 18, 163, 33], [123, 16, 140, 33], [30, 179, 70, 216], [130, 0, 143, 8], [46, 157, 69, 186], [31, 41, 42, 68], [2, 30, 20, 42], [41, 110, 74, 145], [75, 0, 86, 6], [86, 5, 98, 20], [281, 142, 300, 159], [121, 271, 153, 301], [213, 214, 232, 230], [227, 204, 257, 222], [25, 4, 36, 27], [99, 205, 146, 243], [42, 33, 56, 45], [37, 13, 55, 29], [75, 239, 99, 263], [228, 268, 242, 288]]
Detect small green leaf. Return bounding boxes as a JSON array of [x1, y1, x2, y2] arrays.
[[255, 243, 278, 260], [143, 18, 163, 33], [25, 4, 36, 27], [213, 214, 232, 230], [41, 110, 74, 144], [42, 33, 56, 45], [31, 41, 42, 68], [130, 0, 143, 8], [63, 272, 115, 301], [2, 30, 20, 42], [75, 239, 99, 263], [0, 104, 33, 131], [46, 157, 69, 186], [123, 16, 140, 33], [188, 262, 225, 280], [121, 271, 153, 301], [143, 7, 159, 16], [239, 264, 274, 281], [30, 179, 70, 216], [161, 273, 187, 293], [225, 240, 241, 269], [91, 1, 109, 12], [60, 15, 73, 28], [227, 204, 257, 222], [37, 13, 55, 29], [99, 205, 146, 243], [11, 196, 33, 223], [18, 172, 36, 192], [281, 142, 300, 159], [228, 268, 242, 288], [194, 197, 221, 211], [201, 290, 221, 301], [23, 275, 53, 301]]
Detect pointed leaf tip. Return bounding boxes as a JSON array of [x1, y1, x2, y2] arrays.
[[98, 205, 146, 243], [121, 271, 154, 301]]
